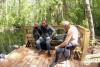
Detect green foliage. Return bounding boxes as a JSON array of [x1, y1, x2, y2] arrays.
[[0, 28, 24, 54], [93, 0, 100, 27], [0, 0, 100, 53], [0, 0, 92, 26]]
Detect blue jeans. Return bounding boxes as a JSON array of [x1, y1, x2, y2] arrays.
[[54, 43, 76, 62], [36, 37, 51, 54]]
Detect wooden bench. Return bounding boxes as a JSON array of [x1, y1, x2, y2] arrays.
[[22, 25, 90, 60], [22, 25, 64, 47]]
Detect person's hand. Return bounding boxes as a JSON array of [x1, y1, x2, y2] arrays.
[[55, 46, 59, 50]]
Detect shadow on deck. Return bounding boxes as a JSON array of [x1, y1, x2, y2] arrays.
[[0, 47, 100, 67]]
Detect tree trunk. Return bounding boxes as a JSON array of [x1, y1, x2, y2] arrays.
[[18, 0, 21, 17], [62, 0, 69, 20], [1, 0, 4, 18], [84, 0, 95, 45], [10, 0, 12, 13], [6, 0, 8, 26]]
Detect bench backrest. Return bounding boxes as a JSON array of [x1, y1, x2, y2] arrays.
[[22, 25, 64, 34], [22, 25, 64, 44]]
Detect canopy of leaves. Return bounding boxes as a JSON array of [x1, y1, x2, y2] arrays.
[[0, 0, 100, 53]]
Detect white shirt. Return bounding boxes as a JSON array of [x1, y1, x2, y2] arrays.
[[69, 25, 79, 45]]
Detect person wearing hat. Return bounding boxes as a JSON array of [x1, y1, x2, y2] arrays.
[[50, 21, 79, 67]]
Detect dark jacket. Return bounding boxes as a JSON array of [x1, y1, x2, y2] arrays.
[[40, 25, 54, 38], [33, 27, 41, 40]]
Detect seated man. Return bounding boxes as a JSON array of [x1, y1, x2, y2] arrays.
[[50, 21, 79, 67], [32, 23, 41, 47], [33, 23, 41, 40], [36, 20, 55, 56], [26, 23, 40, 47]]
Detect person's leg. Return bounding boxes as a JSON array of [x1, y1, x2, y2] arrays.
[[55, 47, 64, 62], [49, 47, 64, 67], [64, 48, 70, 60], [64, 43, 76, 60], [36, 37, 43, 51], [46, 37, 51, 56]]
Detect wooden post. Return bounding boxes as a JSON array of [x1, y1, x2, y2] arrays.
[[81, 30, 90, 60], [76, 25, 90, 60]]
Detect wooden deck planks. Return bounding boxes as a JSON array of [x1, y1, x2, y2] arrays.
[[0, 47, 100, 67]]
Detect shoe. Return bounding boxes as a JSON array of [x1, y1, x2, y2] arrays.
[[48, 52, 51, 57], [38, 50, 42, 55], [65, 57, 68, 60], [49, 62, 57, 67]]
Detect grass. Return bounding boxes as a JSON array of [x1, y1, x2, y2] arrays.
[[0, 28, 24, 54]]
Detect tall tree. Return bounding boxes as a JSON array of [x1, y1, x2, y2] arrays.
[[6, 0, 8, 26], [18, 0, 21, 17], [84, 0, 95, 45], [1, 0, 4, 18], [62, 0, 69, 20]]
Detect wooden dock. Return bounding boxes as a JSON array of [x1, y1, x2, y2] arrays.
[[0, 47, 100, 67]]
